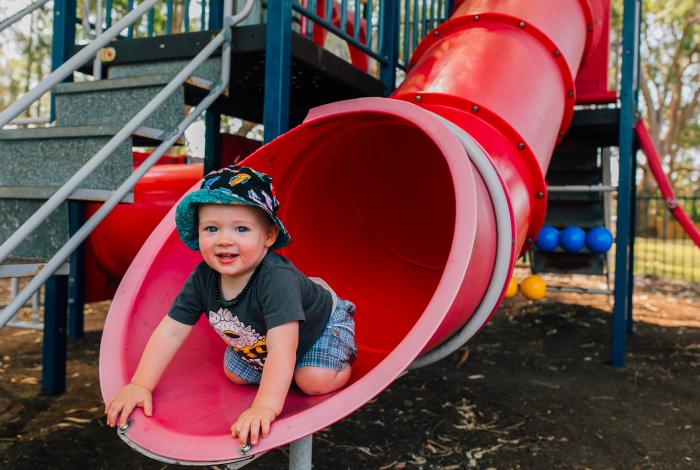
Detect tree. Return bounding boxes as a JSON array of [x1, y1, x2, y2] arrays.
[[634, 0, 699, 193]]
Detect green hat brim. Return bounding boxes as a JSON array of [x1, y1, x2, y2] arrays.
[[175, 188, 291, 251]]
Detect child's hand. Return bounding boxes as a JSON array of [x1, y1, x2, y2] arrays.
[[231, 406, 277, 446], [105, 383, 153, 428]]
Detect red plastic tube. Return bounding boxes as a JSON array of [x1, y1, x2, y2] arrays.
[[636, 120, 700, 248], [100, 0, 610, 463]]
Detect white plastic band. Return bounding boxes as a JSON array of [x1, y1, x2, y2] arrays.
[[409, 117, 514, 369]]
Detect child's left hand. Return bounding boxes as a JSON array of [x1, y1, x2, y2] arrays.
[[231, 405, 277, 446]]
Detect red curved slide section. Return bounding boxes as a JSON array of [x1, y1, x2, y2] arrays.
[[636, 120, 700, 248], [100, 0, 609, 464]]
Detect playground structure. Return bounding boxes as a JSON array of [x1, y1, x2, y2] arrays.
[[1, 0, 698, 468]]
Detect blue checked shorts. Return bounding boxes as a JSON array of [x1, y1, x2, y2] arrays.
[[223, 298, 357, 385]]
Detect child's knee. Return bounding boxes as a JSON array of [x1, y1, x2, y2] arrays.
[[294, 366, 350, 395], [223, 366, 251, 385]]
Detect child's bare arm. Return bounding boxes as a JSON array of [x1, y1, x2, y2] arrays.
[[231, 321, 298, 446], [105, 316, 193, 427]]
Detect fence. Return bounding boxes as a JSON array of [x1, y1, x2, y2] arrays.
[[634, 193, 700, 282]]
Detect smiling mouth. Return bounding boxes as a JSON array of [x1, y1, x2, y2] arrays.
[[216, 253, 239, 260]]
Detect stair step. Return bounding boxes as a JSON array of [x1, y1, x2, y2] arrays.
[[0, 199, 69, 260], [108, 57, 221, 84], [54, 75, 184, 129], [0, 125, 133, 193]]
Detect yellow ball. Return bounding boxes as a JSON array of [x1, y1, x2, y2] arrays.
[[520, 275, 546, 300], [504, 277, 519, 298]]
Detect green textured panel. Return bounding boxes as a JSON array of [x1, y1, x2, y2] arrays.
[[0, 127, 132, 191], [108, 58, 221, 83], [0, 199, 68, 260], [54, 77, 183, 129]]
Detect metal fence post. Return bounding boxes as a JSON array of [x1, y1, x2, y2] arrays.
[[263, 0, 292, 143]]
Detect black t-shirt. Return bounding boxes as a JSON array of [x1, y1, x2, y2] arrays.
[[168, 251, 333, 370]]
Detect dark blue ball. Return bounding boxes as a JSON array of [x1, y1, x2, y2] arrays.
[[535, 225, 559, 252], [586, 226, 613, 253], [559, 226, 586, 253]]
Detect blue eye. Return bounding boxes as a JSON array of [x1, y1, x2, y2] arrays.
[[204, 226, 218, 233], [235, 226, 249, 233]]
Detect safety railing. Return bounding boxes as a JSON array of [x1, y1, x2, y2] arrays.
[[293, 0, 451, 72], [104, 0, 212, 37], [0, 0, 256, 328], [0, 0, 52, 34]]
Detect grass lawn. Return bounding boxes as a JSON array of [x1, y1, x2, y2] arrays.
[[626, 237, 700, 282]]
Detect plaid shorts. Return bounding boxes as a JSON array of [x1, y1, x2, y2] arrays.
[[223, 299, 357, 385]]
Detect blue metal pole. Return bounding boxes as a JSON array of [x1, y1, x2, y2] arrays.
[[106, 0, 113, 28], [167, 0, 174, 33], [611, 0, 641, 367], [379, 0, 398, 96], [127, 0, 134, 37], [148, 7, 155, 37], [68, 202, 85, 339], [50, 0, 76, 122], [185, 0, 191, 32], [626, 142, 638, 335], [208, 0, 223, 29], [42, 274, 68, 395], [263, 0, 292, 143], [204, 112, 221, 173]]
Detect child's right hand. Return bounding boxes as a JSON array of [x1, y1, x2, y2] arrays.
[[105, 383, 153, 428]]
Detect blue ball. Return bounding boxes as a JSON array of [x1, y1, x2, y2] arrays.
[[559, 226, 586, 253], [535, 225, 559, 252], [586, 226, 613, 253]]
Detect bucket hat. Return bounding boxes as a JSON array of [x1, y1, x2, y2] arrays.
[[175, 165, 291, 251]]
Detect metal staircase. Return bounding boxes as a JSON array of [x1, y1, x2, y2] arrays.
[[0, 0, 254, 393]]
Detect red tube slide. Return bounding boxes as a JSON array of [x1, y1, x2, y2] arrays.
[[636, 120, 700, 248], [100, 0, 609, 464]]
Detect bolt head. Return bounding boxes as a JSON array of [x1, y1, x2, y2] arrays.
[[415, 95, 422, 102], [536, 192, 544, 199], [566, 91, 574, 98], [518, 21, 525, 28], [526, 238, 534, 244], [433, 30, 440, 36], [473, 15, 480, 21], [471, 105, 480, 112], [517, 142, 525, 150], [553, 50, 561, 57]]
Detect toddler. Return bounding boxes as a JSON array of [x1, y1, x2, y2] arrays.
[[105, 165, 356, 448]]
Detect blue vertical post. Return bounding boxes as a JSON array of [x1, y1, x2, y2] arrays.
[[204, 113, 221, 173], [379, 0, 399, 96], [263, 0, 292, 143], [204, 0, 224, 173], [611, 0, 641, 367], [42, 274, 69, 395], [208, 0, 223, 29], [626, 142, 638, 335], [68, 202, 85, 339], [50, 0, 76, 122], [626, 1, 643, 336]]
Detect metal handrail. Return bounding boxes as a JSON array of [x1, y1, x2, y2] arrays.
[[0, 0, 159, 129], [0, 0, 51, 34], [0, 0, 256, 327]]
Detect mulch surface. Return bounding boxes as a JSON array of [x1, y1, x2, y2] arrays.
[[1, 276, 698, 469]]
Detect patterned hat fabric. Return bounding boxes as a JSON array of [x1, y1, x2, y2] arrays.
[[175, 165, 291, 251]]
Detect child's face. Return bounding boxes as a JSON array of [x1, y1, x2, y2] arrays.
[[198, 204, 279, 280]]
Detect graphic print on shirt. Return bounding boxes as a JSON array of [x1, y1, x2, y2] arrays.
[[209, 307, 267, 370]]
